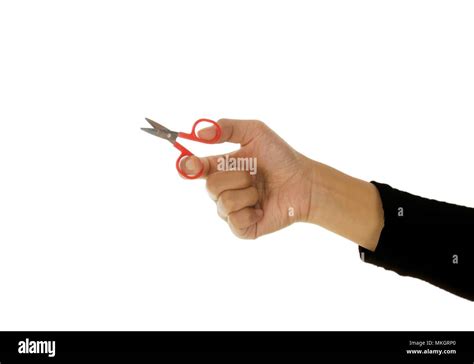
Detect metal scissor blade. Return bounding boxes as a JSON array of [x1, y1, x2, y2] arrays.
[[141, 127, 178, 143], [145, 118, 171, 132], [141, 127, 161, 137]]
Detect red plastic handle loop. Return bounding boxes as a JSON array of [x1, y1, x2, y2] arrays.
[[178, 119, 222, 144], [174, 142, 204, 179]]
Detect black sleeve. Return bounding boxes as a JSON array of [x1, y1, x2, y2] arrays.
[[359, 181, 474, 301]]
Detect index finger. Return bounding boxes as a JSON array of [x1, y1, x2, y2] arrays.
[[197, 118, 263, 146]]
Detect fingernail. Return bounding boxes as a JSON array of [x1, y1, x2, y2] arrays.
[[198, 126, 217, 140], [185, 156, 199, 172]]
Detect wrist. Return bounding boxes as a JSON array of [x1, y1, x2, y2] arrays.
[[305, 159, 338, 226], [305, 159, 384, 251]]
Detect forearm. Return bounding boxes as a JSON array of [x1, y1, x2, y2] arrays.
[[306, 159, 384, 251], [303, 159, 474, 300]]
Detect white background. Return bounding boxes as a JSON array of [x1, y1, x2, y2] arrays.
[[0, 0, 473, 330]]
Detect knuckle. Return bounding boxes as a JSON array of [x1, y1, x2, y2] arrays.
[[249, 186, 259, 202], [243, 213, 253, 225], [253, 120, 267, 130], [228, 210, 250, 228], [217, 206, 227, 220], [232, 230, 246, 239], [227, 212, 237, 226], [244, 232, 257, 240], [206, 172, 225, 199], [227, 212, 244, 229], [232, 226, 256, 240], [218, 191, 236, 214]]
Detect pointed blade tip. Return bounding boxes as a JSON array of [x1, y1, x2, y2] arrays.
[[141, 128, 156, 135]]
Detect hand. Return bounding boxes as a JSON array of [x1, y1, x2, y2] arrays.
[[181, 119, 316, 239], [181, 118, 384, 250]]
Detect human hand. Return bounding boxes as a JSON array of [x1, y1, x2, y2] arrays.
[[181, 119, 316, 239]]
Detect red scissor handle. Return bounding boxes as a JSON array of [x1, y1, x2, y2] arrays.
[[174, 119, 222, 179], [174, 143, 203, 179], [177, 119, 222, 144]]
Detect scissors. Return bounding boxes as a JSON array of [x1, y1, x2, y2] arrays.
[[141, 118, 222, 179]]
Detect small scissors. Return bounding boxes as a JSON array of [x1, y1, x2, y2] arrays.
[[141, 118, 222, 179]]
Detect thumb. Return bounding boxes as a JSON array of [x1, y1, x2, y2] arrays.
[[178, 154, 224, 179]]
